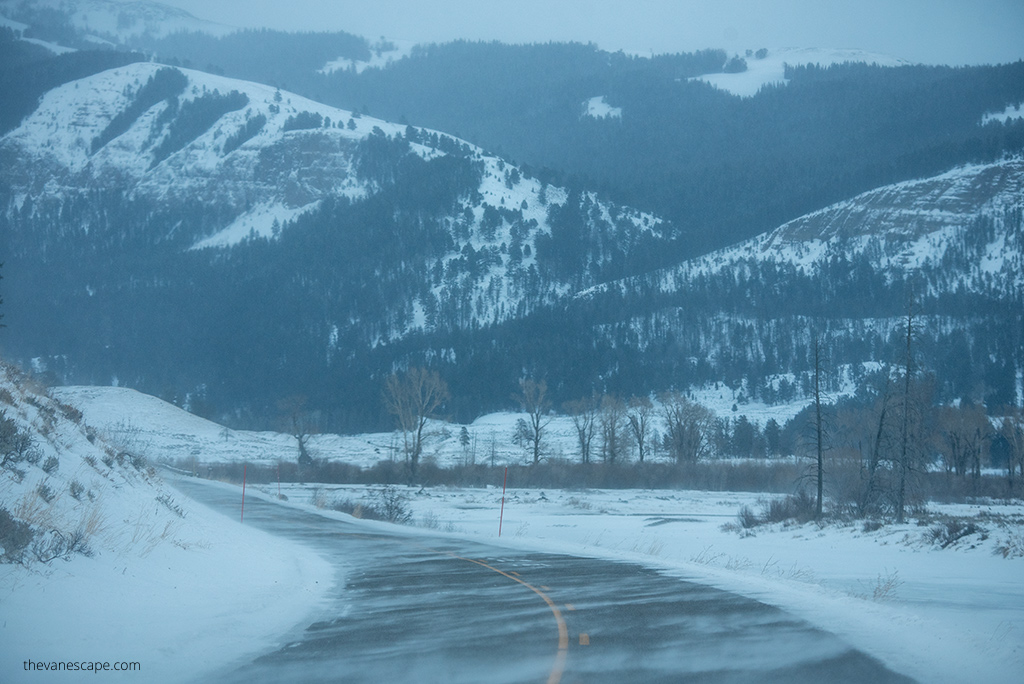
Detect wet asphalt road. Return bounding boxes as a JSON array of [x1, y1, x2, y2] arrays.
[[171, 478, 914, 684]]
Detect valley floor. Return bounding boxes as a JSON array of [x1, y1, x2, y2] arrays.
[[250, 482, 1024, 684], [3, 473, 1021, 683]]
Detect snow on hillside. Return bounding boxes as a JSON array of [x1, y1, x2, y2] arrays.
[[582, 96, 622, 119], [691, 47, 910, 97], [0, 364, 331, 682], [984, 103, 1024, 125], [1, 58, 664, 337], [3, 61, 399, 194], [638, 157, 1024, 294], [0, 0, 234, 41], [319, 39, 415, 75], [54, 384, 815, 471]]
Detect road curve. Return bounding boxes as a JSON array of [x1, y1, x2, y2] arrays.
[[172, 478, 914, 684]]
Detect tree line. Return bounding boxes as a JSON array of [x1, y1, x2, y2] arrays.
[[364, 362, 1019, 511]]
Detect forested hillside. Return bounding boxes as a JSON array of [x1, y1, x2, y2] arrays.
[[128, 31, 1024, 255], [0, 17, 1021, 432]]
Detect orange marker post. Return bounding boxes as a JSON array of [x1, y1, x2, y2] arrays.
[[241, 463, 247, 523], [499, 466, 508, 536]]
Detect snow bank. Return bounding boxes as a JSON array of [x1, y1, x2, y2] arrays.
[[0, 367, 332, 683]]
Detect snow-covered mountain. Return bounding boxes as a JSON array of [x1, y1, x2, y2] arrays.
[[660, 157, 1024, 295], [573, 158, 1023, 407], [4, 62, 404, 242], [0, 56, 680, 418], [0, 0, 233, 43], [1, 25, 1021, 424]]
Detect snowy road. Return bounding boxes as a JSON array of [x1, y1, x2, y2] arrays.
[[172, 478, 913, 684]]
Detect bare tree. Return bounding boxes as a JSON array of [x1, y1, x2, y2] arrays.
[[812, 336, 826, 519], [861, 367, 896, 517], [564, 396, 598, 464], [626, 395, 654, 463], [515, 378, 551, 465], [383, 367, 449, 479], [896, 301, 918, 524], [599, 395, 627, 464], [999, 410, 1024, 493], [660, 392, 716, 463], [938, 403, 990, 480], [277, 395, 318, 469]]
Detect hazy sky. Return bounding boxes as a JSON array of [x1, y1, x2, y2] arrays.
[[157, 0, 1024, 66]]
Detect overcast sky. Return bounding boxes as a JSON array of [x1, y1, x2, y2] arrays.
[[157, 0, 1024, 66]]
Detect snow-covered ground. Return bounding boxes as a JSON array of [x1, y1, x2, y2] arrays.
[[691, 47, 909, 97], [10, 382, 1023, 683], [250, 482, 1024, 684], [0, 370, 332, 683], [53, 384, 813, 470]]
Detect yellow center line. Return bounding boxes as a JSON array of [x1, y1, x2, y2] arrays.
[[392, 538, 571, 684], [452, 554, 569, 684]]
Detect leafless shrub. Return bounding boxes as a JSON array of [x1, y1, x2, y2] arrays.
[[994, 532, 1024, 559], [56, 401, 84, 424], [869, 569, 902, 601], [928, 518, 987, 548], [862, 519, 884, 532], [565, 496, 592, 510], [0, 506, 34, 563], [419, 510, 456, 532], [41, 455, 60, 474], [31, 528, 93, 564], [329, 498, 383, 521], [36, 482, 55, 503], [737, 505, 759, 529], [156, 494, 186, 519], [737, 491, 818, 529], [376, 485, 412, 524]]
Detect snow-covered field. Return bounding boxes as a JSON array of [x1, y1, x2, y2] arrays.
[[52, 384, 814, 470], [247, 482, 1024, 684], [6, 382, 1023, 682]]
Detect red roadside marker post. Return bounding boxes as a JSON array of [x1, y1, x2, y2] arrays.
[[241, 463, 247, 523], [499, 466, 508, 537]]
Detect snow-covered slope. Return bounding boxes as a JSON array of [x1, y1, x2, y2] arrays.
[[1, 59, 666, 338], [2, 62, 391, 234], [0, 361, 332, 682], [0, 0, 234, 42], [644, 157, 1024, 295], [691, 47, 910, 97]]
